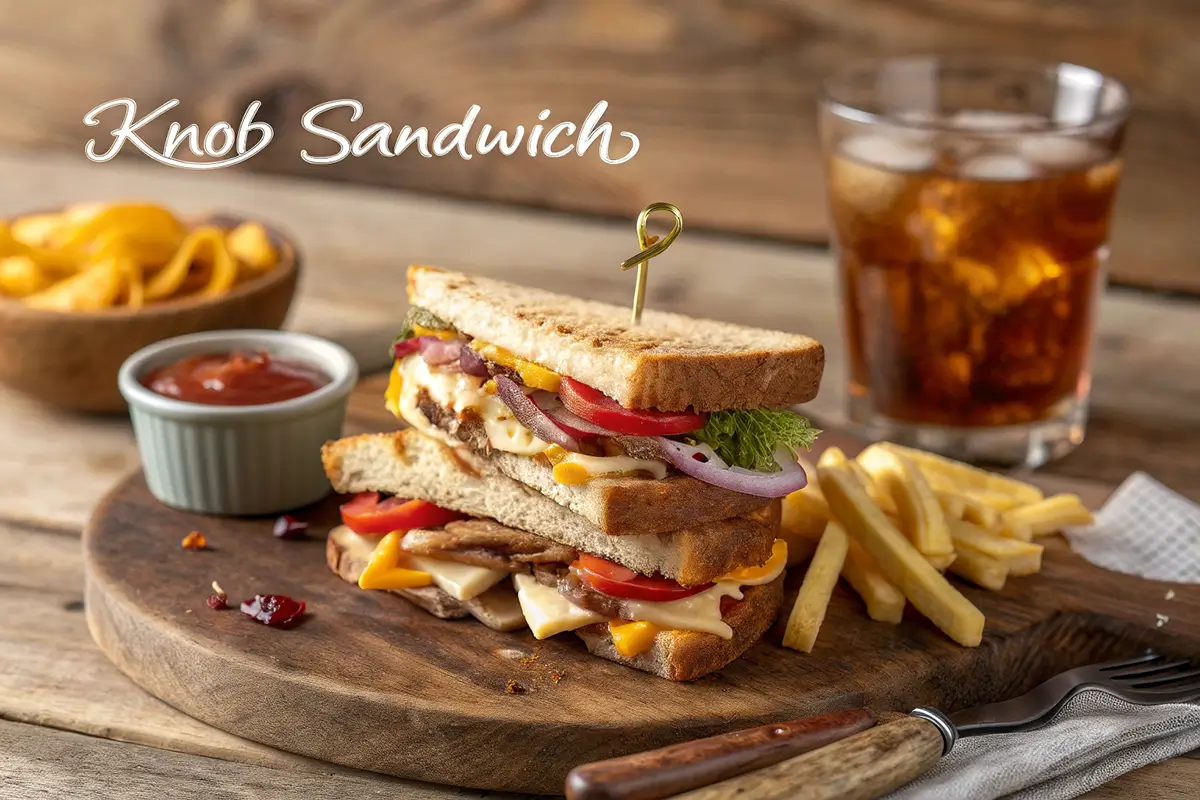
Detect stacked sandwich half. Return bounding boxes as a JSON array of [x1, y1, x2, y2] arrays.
[[322, 266, 824, 680]]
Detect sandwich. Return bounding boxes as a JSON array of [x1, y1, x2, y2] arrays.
[[321, 266, 824, 680]]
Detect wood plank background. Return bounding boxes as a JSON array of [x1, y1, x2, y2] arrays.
[[0, 0, 1196, 292]]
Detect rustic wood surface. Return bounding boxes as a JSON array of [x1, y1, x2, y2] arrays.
[[1, 149, 1198, 797], [0, 1, 1196, 293], [80, 425, 1189, 794]]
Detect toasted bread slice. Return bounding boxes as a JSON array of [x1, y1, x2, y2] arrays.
[[575, 575, 785, 681], [322, 430, 777, 586], [407, 265, 824, 412], [327, 525, 526, 631], [417, 391, 771, 536]]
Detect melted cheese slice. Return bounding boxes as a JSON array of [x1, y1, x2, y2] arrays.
[[358, 531, 434, 590], [552, 452, 669, 485], [410, 555, 508, 602], [393, 355, 548, 456], [719, 539, 789, 585], [621, 583, 746, 639], [611, 542, 788, 640], [513, 573, 605, 639], [609, 620, 662, 657]]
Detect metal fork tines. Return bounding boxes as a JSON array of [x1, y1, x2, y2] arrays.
[[948, 652, 1200, 737]]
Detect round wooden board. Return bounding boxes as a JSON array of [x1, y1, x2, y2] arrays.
[[83, 471, 1200, 794]]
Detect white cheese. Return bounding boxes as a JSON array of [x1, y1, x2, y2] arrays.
[[397, 355, 548, 456], [479, 395, 548, 456], [559, 452, 668, 481], [512, 573, 606, 639], [621, 583, 745, 639], [410, 556, 509, 602]]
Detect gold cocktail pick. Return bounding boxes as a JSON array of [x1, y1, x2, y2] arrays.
[[618, 202, 684, 325]]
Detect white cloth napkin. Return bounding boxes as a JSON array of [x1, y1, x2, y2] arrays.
[[1065, 471, 1200, 583], [887, 691, 1200, 800], [886, 472, 1200, 799]]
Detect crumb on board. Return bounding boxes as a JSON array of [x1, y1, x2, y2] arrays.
[[518, 649, 541, 667], [505, 679, 528, 695], [181, 531, 207, 550], [1156, 613, 1170, 628], [550, 670, 564, 684], [1165, 590, 1176, 601]]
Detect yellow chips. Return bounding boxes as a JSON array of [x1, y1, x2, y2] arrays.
[[0, 203, 283, 311]]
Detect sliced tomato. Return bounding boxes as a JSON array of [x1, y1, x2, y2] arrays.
[[558, 377, 707, 436], [339, 492, 465, 536], [574, 554, 712, 602]]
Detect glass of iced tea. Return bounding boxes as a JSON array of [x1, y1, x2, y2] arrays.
[[820, 57, 1130, 467]]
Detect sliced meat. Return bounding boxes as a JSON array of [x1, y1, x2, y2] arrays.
[[416, 389, 491, 451], [611, 435, 669, 462], [557, 566, 629, 619], [400, 519, 577, 573]]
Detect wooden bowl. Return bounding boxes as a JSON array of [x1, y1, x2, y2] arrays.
[[0, 214, 300, 412]]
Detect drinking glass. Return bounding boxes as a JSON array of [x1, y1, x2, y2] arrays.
[[819, 57, 1130, 467]]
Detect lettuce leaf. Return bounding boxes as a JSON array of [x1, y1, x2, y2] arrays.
[[393, 307, 453, 349], [692, 410, 820, 472]]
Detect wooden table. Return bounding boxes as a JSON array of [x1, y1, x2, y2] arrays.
[[2, 150, 1198, 798]]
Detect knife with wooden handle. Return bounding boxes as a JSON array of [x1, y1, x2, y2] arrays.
[[669, 716, 943, 800], [564, 708, 876, 800]]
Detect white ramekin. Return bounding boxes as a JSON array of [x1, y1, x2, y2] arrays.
[[118, 330, 359, 515]]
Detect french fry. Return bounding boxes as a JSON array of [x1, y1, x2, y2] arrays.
[[948, 519, 1044, 576], [783, 522, 850, 653], [841, 539, 905, 624], [937, 491, 967, 521], [858, 444, 953, 556], [877, 442, 1044, 507], [819, 448, 896, 515], [781, 486, 829, 567], [949, 547, 1009, 592], [818, 448, 985, 647], [925, 552, 957, 572], [997, 517, 1034, 542], [962, 489, 1023, 512], [938, 488, 1003, 530], [1002, 494, 1094, 537], [797, 456, 825, 502]]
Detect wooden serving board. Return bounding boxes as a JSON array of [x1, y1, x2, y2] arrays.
[[83, 422, 1200, 795]]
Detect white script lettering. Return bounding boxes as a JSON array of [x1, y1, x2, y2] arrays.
[[83, 99, 273, 169]]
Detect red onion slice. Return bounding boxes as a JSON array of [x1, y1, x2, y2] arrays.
[[533, 395, 622, 438], [392, 337, 424, 360], [494, 376, 580, 451], [459, 345, 490, 377], [418, 337, 463, 366], [651, 438, 808, 497]]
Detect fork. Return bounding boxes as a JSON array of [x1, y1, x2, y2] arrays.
[[670, 652, 1200, 800]]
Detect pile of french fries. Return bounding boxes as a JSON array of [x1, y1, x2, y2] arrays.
[[0, 202, 282, 311], [781, 442, 1095, 652]]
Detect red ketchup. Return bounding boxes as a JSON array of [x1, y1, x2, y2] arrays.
[[142, 350, 328, 406]]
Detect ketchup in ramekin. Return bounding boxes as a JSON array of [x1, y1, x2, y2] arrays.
[[141, 350, 329, 406]]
